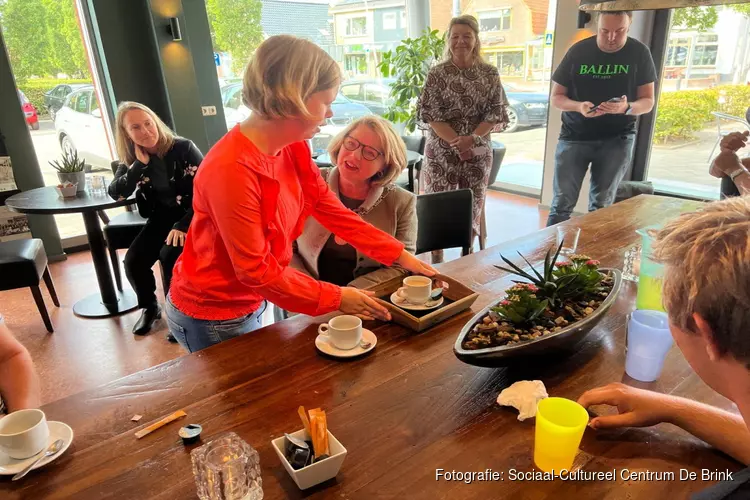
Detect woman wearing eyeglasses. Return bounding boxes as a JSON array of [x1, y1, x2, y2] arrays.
[[293, 116, 416, 289], [166, 36, 435, 353]]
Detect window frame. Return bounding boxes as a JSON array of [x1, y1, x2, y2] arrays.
[[344, 16, 367, 37], [477, 8, 512, 33], [382, 12, 397, 31]]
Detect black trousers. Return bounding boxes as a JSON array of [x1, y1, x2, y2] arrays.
[[124, 207, 184, 309]]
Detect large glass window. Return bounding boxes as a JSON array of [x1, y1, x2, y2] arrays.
[[478, 9, 511, 32], [647, 6, 750, 200], [1, 0, 117, 240], [205, 0, 552, 195], [345, 16, 367, 36]]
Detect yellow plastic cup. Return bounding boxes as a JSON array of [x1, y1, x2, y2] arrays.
[[534, 397, 589, 474]]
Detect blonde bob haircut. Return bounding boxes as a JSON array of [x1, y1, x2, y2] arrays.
[[242, 35, 341, 120], [444, 15, 483, 63], [652, 196, 750, 365], [115, 101, 175, 165], [327, 116, 407, 188]]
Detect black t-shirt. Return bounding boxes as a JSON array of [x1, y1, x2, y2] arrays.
[[552, 36, 657, 141]]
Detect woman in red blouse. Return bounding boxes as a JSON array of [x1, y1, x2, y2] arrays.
[[167, 35, 435, 352]]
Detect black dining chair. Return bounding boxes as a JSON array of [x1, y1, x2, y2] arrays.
[[397, 135, 426, 193], [0, 239, 59, 332], [416, 189, 474, 257], [102, 161, 148, 291]]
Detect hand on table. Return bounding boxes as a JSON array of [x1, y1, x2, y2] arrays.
[[580, 101, 604, 118], [339, 287, 391, 322], [395, 250, 438, 277], [577, 383, 674, 430], [165, 229, 186, 247], [597, 95, 629, 115]]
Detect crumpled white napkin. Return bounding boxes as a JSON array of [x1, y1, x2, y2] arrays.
[[497, 380, 549, 421]]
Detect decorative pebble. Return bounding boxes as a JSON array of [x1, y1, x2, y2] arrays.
[[584, 307, 594, 315], [554, 317, 565, 326]]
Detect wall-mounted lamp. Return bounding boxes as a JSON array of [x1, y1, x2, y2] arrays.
[[167, 17, 182, 41], [577, 11, 592, 29]]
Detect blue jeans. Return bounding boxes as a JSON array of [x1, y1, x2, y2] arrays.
[[165, 295, 267, 353], [546, 135, 635, 227]]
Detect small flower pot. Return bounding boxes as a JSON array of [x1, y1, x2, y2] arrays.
[[57, 172, 86, 193]]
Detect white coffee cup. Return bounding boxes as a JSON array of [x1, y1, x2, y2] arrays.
[[397, 276, 432, 305], [318, 315, 362, 350], [0, 409, 50, 459]]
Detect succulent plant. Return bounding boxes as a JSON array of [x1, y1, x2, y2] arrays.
[[49, 149, 86, 173], [490, 283, 549, 325], [494, 243, 604, 308]]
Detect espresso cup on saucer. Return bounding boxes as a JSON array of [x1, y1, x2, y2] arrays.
[[318, 315, 362, 350], [397, 276, 432, 305], [0, 409, 50, 459]]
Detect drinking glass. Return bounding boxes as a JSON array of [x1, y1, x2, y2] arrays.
[[192, 433, 263, 500], [91, 175, 105, 194], [622, 245, 641, 283], [534, 397, 588, 473], [625, 310, 673, 382], [556, 227, 581, 256]]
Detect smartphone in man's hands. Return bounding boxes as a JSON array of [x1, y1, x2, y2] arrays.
[[589, 97, 624, 114]]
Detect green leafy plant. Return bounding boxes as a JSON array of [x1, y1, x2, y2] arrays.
[[491, 283, 549, 325], [494, 243, 606, 309], [377, 29, 445, 133], [552, 255, 605, 299], [49, 149, 86, 173], [654, 85, 750, 144]]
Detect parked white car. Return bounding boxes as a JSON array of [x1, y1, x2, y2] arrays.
[[220, 83, 372, 156], [54, 86, 113, 168]]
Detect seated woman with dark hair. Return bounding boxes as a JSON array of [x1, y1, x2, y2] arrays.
[[0, 314, 40, 414], [293, 116, 417, 289], [108, 102, 203, 336]]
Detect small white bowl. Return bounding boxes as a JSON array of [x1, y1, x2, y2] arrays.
[[55, 184, 77, 198], [271, 429, 347, 490]]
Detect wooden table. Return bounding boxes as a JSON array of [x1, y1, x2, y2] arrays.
[[5, 187, 137, 318], [2, 195, 740, 499]]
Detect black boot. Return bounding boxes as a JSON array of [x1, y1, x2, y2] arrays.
[[133, 305, 162, 335], [166, 332, 177, 343]]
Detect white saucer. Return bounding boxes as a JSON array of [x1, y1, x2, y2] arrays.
[[315, 328, 377, 358], [0, 421, 74, 475], [390, 292, 444, 311]]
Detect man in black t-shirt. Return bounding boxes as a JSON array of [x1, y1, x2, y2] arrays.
[[546, 11, 656, 226]]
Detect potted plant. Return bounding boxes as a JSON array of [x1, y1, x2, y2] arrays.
[[453, 243, 622, 367], [49, 150, 87, 193], [378, 29, 445, 134]]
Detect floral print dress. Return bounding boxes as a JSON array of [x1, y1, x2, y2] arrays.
[[417, 61, 509, 236]]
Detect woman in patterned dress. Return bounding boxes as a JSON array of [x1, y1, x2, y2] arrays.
[[417, 15, 509, 262]]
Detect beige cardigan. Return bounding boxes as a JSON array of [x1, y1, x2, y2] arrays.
[[292, 167, 417, 289]]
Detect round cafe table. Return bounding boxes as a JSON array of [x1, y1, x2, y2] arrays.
[[6, 186, 138, 318]]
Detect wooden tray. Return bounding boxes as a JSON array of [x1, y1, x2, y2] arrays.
[[365, 273, 479, 332]]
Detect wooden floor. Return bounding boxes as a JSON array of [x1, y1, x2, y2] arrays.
[[3, 190, 548, 407]]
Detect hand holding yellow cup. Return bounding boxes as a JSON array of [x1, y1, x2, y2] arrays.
[[534, 397, 589, 473]]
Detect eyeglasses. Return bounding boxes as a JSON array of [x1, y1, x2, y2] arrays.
[[342, 136, 383, 162]]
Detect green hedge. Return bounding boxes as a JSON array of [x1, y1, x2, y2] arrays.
[[654, 85, 750, 144], [18, 78, 91, 116]]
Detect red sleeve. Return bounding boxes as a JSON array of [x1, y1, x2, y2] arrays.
[[310, 164, 405, 265], [205, 162, 341, 316]]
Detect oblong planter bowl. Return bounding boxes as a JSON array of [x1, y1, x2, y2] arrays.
[[453, 269, 623, 367]]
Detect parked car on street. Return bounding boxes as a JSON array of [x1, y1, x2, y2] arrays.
[[340, 78, 549, 133], [339, 79, 396, 117], [17, 90, 39, 130], [54, 85, 113, 168], [220, 83, 372, 155], [44, 83, 90, 121], [502, 83, 549, 133]]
